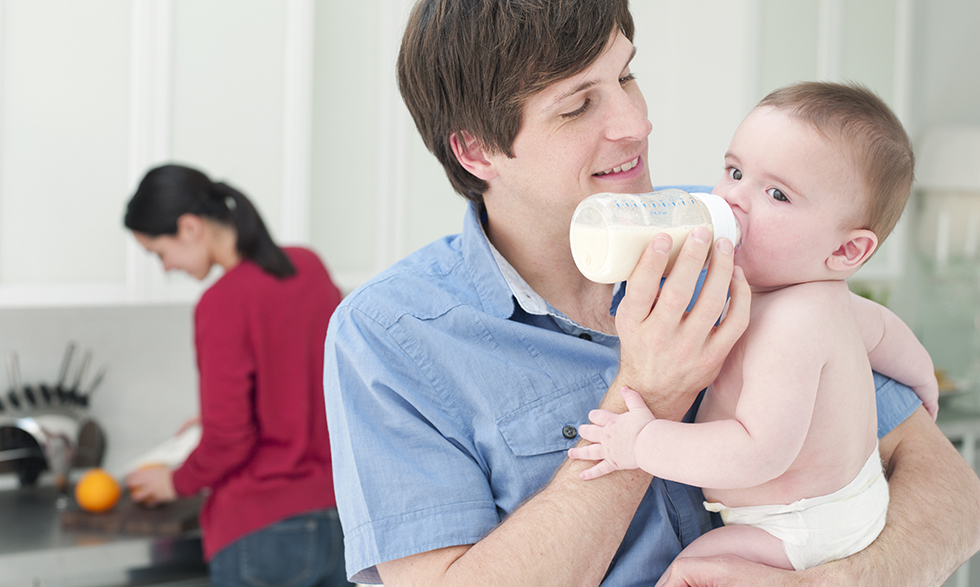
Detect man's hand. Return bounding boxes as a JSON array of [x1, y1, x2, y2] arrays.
[[569, 387, 655, 479], [614, 227, 749, 420], [656, 554, 803, 587]]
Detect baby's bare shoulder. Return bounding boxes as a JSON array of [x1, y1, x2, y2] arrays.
[[758, 281, 850, 313]]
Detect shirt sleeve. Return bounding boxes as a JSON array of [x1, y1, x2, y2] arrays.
[[874, 371, 922, 438], [173, 286, 258, 496], [324, 303, 499, 584]]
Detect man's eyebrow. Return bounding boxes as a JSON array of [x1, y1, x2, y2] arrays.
[[548, 46, 638, 108]]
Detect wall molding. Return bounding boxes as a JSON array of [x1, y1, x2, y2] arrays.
[[281, 0, 314, 244], [127, 0, 175, 304]]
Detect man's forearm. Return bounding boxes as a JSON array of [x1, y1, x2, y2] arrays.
[[806, 407, 980, 586], [378, 381, 659, 587], [465, 459, 651, 586], [378, 456, 652, 587]]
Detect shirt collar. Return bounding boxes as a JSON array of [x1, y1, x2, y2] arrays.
[[461, 202, 621, 342]]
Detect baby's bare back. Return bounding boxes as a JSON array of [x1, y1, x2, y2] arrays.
[[699, 280, 879, 508]]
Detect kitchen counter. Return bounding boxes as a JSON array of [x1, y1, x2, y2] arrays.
[[0, 485, 207, 587]]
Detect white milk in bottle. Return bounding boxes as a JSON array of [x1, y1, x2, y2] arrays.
[[569, 190, 740, 284]]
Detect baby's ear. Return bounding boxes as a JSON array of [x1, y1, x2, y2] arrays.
[[827, 229, 878, 273], [449, 130, 498, 181]]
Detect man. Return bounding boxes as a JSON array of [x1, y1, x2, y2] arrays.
[[324, 1, 980, 585]]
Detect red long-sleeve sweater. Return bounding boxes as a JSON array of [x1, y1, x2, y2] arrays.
[[172, 247, 343, 560]]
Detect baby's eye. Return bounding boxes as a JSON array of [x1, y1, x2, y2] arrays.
[[728, 167, 742, 181], [767, 188, 788, 202]]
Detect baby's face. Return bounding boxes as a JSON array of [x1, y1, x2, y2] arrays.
[[711, 106, 866, 291]]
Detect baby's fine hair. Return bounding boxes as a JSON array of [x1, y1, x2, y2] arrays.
[[758, 81, 914, 246], [397, 0, 635, 205]]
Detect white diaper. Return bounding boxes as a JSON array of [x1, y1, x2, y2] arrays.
[[703, 446, 889, 571]]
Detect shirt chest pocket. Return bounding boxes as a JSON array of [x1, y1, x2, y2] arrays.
[[492, 374, 607, 496]]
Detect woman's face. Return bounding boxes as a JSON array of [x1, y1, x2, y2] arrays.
[[133, 221, 213, 280]]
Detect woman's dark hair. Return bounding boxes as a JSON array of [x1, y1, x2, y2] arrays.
[[124, 164, 295, 278]]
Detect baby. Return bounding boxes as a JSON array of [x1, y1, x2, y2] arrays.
[[569, 81, 938, 572]]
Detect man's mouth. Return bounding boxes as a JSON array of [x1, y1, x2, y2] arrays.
[[595, 157, 639, 176]]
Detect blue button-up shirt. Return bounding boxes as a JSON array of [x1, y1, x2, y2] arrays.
[[323, 193, 921, 585]]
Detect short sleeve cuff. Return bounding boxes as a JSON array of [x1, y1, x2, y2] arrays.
[[346, 501, 499, 584], [874, 371, 922, 438]]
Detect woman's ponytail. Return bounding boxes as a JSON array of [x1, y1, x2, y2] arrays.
[[210, 181, 295, 278], [124, 164, 295, 279]]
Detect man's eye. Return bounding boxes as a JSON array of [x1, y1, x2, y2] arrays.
[[561, 98, 591, 119], [620, 73, 636, 86], [767, 188, 788, 202], [729, 168, 742, 181]]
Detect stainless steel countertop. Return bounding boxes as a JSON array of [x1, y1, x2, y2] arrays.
[[0, 485, 207, 587]]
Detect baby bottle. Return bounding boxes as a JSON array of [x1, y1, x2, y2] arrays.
[[569, 189, 740, 284]]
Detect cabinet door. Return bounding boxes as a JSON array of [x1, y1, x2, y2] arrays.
[[0, 0, 132, 305], [0, 0, 301, 306]]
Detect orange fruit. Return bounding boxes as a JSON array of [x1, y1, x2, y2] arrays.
[[75, 468, 121, 513]]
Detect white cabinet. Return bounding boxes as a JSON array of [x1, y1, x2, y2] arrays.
[[1, 0, 974, 306], [0, 0, 308, 306], [0, 0, 464, 306], [0, 0, 133, 305]]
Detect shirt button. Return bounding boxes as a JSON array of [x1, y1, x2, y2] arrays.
[[578, 332, 592, 341], [562, 425, 578, 439]]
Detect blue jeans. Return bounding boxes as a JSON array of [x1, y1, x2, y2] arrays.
[[209, 508, 354, 587]]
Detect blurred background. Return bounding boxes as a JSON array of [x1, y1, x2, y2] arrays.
[[0, 0, 978, 582]]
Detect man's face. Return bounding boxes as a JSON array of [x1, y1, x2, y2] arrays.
[[712, 106, 865, 290], [484, 30, 654, 221]]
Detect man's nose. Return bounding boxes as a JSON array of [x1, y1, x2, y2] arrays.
[[605, 91, 653, 142]]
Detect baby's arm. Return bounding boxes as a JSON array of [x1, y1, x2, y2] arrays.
[[570, 294, 820, 487], [850, 293, 938, 418]]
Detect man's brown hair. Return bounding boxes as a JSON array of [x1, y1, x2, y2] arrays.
[[759, 81, 915, 247], [397, 0, 635, 205]]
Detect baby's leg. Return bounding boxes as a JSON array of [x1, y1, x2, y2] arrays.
[[674, 524, 794, 570]]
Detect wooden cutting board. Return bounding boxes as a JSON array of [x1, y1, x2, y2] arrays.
[[61, 494, 203, 536]]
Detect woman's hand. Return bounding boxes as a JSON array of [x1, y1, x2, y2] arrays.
[[125, 464, 178, 506]]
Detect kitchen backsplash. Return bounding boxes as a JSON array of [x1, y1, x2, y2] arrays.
[[0, 305, 199, 486]]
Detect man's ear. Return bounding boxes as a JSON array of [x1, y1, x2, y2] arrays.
[[176, 213, 205, 241], [449, 131, 498, 181], [827, 228, 878, 273]]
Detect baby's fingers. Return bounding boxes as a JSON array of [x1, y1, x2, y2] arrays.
[[568, 444, 603, 461], [580, 460, 618, 481], [577, 423, 604, 444], [588, 408, 617, 426], [620, 386, 648, 412]]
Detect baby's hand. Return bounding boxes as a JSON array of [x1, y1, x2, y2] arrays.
[[918, 378, 940, 420], [567, 387, 655, 480]]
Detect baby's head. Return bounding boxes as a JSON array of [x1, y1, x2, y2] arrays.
[[716, 82, 914, 289], [758, 82, 914, 248]]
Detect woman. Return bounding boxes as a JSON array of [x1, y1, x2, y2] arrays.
[[123, 164, 351, 587]]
